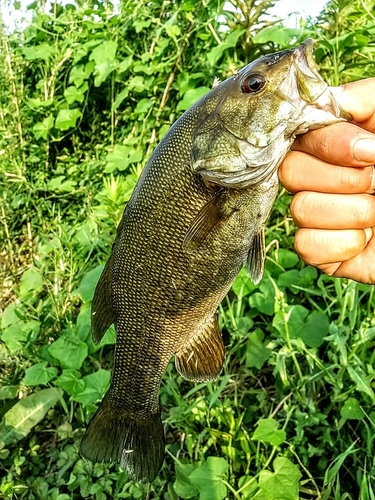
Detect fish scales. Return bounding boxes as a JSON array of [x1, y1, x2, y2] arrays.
[[81, 39, 351, 482]]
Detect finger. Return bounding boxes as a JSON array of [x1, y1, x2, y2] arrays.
[[279, 152, 375, 194], [332, 228, 375, 284], [294, 227, 371, 265], [292, 122, 375, 166], [332, 78, 375, 129], [290, 192, 375, 229]]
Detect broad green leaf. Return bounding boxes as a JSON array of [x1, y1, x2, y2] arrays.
[[189, 457, 228, 500], [112, 87, 129, 110], [340, 397, 364, 420], [259, 457, 302, 500], [278, 270, 300, 290], [253, 26, 300, 46], [64, 84, 86, 104], [55, 109, 82, 131], [72, 369, 111, 404], [89, 40, 118, 64], [207, 29, 245, 66], [0, 388, 62, 445], [272, 305, 308, 339], [104, 145, 143, 173], [93, 60, 117, 87], [249, 278, 275, 315], [176, 87, 210, 112], [69, 63, 94, 87], [72, 265, 104, 302], [48, 331, 88, 369], [252, 418, 286, 446], [54, 369, 85, 397], [232, 267, 256, 297], [47, 176, 77, 193], [245, 329, 272, 369], [23, 362, 58, 386], [174, 464, 199, 498], [0, 386, 19, 400], [22, 43, 56, 60], [19, 267, 43, 297], [274, 249, 299, 269], [1, 303, 40, 352], [33, 115, 54, 140], [299, 312, 329, 348]]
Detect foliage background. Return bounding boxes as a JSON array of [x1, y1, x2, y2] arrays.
[[1, 0, 375, 498]]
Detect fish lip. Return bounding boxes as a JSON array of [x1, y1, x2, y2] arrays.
[[294, 39, 321, 80]]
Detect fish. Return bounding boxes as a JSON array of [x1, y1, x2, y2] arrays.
[[80, 39, 351, 482]]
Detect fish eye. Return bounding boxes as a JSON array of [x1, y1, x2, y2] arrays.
[[241, 74, 266, 94]]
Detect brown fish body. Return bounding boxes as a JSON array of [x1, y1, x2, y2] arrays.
[[81, 40, 350, 482]]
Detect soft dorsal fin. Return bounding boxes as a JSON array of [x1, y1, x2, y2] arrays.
[[91, 253, 116, 344], [175, 314, 224, 382], [183, 190, 228, 251], [247, 227, 265, 285]]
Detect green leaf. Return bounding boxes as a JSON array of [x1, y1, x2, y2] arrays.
[[55, 109, 82, 130], [253, 26, 300, 46], [72, 265, 104, 303], [104, 145, 143, 173], [54, 369, 85, 397], [207, 29, 245, 66], [232, 267, 256, 297], [299, 312, 329, 348], [176, 87, 210, 112], [272, 305, 309, 339], [33, 115, 54, 140], [0, 388, 62, 445], [252, 418, 286, 446], [48, 331, 88, 369], [174, 464, 199, 498], [274, 249, 299, 269], [340, 397, 364, 420], [189, 457, 228, 500], [112, 87, 129, 111], [249, 278, 275, 315], [64, 84, 87, 104], [259, 457, 302, 500], [23, 362, 58, 386], [245, 329, 272, 369], [22, 43, 56, 60], [47, 176, 77, 193], [89, 40, 118, 64], [324, 442, 358, 485], [93, 60, 118, 87], [69, 63, 94, 87], [19, 267, 43, 297], [72, 369, 111, 404], [347, 365, 375, 402], [0, 386, 19, 400]]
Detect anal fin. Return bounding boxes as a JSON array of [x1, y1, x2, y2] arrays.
[[175, 315, 224, 382], [91, 253, 115, 344], [247, 227, 265, 285]]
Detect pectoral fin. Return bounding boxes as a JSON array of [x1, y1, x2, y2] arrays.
[[175, 315, 224, 382], [183, 190, 228, 251], [91, 253, 116, 343], [247, 227, 265, 285]]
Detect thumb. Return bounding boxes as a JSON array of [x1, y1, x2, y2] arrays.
[[331, 78, 375, 129]]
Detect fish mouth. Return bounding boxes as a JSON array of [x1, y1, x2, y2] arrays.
[[293, 39, 352, 121]]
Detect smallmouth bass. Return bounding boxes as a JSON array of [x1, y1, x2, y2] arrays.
[[81, 39, 350, 482]]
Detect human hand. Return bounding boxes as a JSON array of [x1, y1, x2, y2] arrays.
[[278, 78, 375, 284]]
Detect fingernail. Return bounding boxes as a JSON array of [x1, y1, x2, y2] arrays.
[[353, 139, 375, 163], [364, 227, 373, 245]]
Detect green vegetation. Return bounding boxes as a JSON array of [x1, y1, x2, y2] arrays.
[[1, 0, 375, 498]]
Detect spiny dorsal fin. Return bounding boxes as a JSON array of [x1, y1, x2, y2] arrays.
[[183, 189, 227, 251], [91, 253, 116, 344], [175, 314, 224, 382], [212, 76, 221, 88], [247, 227, 265, 285]]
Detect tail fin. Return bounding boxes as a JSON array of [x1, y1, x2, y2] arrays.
[[80, 396, 165, 483]]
